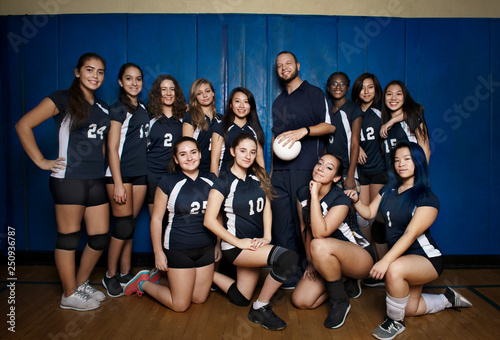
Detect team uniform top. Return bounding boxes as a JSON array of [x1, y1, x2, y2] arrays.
[[105, 100, 150, 178], [48, 90, 110, 179], [158, 171, 216, 250], [326, 100, 363, 177], [272, 80, 331, 171], [379, 186, 442, 259], [146, 116, 183, 183], [213, 122, 260, 173], [382, 121, 417, 169], [359, 107, 386, 173], [184, 111, 223, 172], [212, 170, 266, 251], [297, 184, 370, 249]]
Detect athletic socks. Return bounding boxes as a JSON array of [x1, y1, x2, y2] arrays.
[[253, 299, 268, 310], [386, 293, 409, 322], [422, 293, 448, 314]]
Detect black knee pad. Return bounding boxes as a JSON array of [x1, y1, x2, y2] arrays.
[[371, 220, 386, 244], [268, 246, 298, 283], [111, 215, 135, 240], [88, 233, 110, 250], [227, 282, 250, 306], [55, 230, 82, 250]]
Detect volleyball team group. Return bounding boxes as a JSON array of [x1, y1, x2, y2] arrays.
[[15, 51, 473, 339]]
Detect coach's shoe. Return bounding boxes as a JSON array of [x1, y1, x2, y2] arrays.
[[116, 271, 135, 287], [248, 304, 286, 331], [372, 317, 405, 340], [60, 291, 100, 311], [444, 287, 473, 308], [324, 298, 350, 329], [77, 280, 106, 302], [344, 278, 362, 299], [102, 274, 124, 297], [148, 268, 162, 284], [124, 270, 150, 296]]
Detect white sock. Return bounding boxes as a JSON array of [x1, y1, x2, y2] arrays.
[[253, 300, 268, 310], [386, 293, 409, 321], [105, 271, 113, 279], [120, 272, 128, 277], [421, 293, 447, 314]]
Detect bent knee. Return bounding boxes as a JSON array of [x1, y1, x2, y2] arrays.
[[310, 238, 329, 258], [171, 302, 191, 313]]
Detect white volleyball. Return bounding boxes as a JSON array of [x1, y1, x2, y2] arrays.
[[273, 139, 301, 161]]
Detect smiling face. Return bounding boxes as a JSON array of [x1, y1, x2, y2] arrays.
[[385, 84, 404, 114], [393, 147, 415, 180], [328, 74, 349, 100], [230, 91, 251, 119], [196, 82, 215, 107], [359, 78, 375, 105], [174, 141, 201, 172], [312, 154, 342, 184], [119, 66, 143, 98], [230, 138, 257, 170], [75, 58, 105, 93], [160, 79, 176, 107], [276, 53, 300, 83]]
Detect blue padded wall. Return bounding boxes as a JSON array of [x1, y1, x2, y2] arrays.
[[3, 14, 499, 255]]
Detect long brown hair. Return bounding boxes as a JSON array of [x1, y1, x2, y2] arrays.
[[168, 136, 201, 173], [189, 78, 217, 131], [118, 62, 143, 114], [147, 74, 185, 121], [68, 52, 106, 130], [231, 132, 275, 199]]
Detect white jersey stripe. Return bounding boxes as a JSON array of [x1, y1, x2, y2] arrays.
[[164, 178, 187, 249], [52, 115, 71, 178], [221, 178, 239, 250]]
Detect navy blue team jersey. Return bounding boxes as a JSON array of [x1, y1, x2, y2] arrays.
[[159, 171, 216, 250], [146, 116, 183, 183], [379, 186, 442, 259], [326, 100, 363, 177], [272, 80, 331, 171], [297, 184, 370, 249], [382, 121, 417, 169], [213, 122, 259, 173], [48, 90, 110, 179], [212, 170, 266, 250], [105, 100, 150, 178], [359, 107, 386, 173], [184, 111, 223, 173]]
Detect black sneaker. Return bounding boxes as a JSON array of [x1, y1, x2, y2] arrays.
[[444, 287, 473, 308], [324, 298, 351, 329], [372, 317, 405, 340], [116, 271, 135, 287], [344, 278, 362, 298], [362, 277, 385, 287], [248, 304, 286, 331], [102, 275, 124, 297]]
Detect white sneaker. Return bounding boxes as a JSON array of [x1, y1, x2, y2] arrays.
[[60, 291, 100, 311], [77, 280, 106, 302]]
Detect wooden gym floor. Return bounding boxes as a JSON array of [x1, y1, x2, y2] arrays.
[[1, 266, 499, 339]]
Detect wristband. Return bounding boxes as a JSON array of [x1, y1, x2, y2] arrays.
[[305, 126, 310, 136]]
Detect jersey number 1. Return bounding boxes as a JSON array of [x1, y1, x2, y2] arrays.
[[248, 197, 264, 215]]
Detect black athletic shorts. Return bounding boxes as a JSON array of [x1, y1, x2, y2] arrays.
[[164, 245, 215, 269], [427, 255, 444, 276], [358, 170, 388, 186], [222, 247, 243, 264], [147, 181, 159, 205], [105, 175, 147, 185], [49, 177, 108, 206]]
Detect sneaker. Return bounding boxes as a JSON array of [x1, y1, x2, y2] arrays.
[[372, 317, 405, 340], [344, 278, 362, 299], [102, 275, 124, 297], [248, 304, 286, 331], [116, 271, 135, 287], [77, 281, 106, 302], [60, 291, 100, 311], [362, 277, 385, 287], [124, 270, 150, 296], [444, 287, 473, 308], [148, 268, 161, 284], [324, 298, 351, 329]]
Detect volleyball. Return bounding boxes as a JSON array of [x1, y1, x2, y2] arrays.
[[273, 138, 301, 161]]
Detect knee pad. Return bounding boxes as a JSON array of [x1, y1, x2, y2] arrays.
[[55, 230, 82, 250], [87, 233, 110, 250], [111, 215, 135, 240], [268, 246, 298, 283], [227, 282, 250, 306], [371, 221, 386, 244]]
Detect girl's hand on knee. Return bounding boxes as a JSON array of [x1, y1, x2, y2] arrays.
[[370, 260, 389, 280], [304, 263, 317, 281], [251, 238, 270, 249], [237, 238, 255, 250]]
